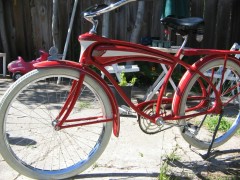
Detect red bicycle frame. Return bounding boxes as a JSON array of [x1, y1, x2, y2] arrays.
[[34, 32, 240, 137]]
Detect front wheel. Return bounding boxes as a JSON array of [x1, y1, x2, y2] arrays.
[[0, 68, 113, 179], [178, 58, 240, 149]]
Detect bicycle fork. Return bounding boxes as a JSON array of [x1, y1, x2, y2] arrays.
[[51, 72, 113, 130], [53, 73, 86, 130]]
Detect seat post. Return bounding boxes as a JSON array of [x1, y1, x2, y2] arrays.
[[175, 35, 188, 58]]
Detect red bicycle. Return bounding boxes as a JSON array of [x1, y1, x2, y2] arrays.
[[0, 0, 240, 179]]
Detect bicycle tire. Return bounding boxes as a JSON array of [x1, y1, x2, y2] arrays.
[[178, 58, 240, 149], [0, 68, 113, 179]]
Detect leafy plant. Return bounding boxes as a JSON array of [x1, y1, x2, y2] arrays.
[[118, 72, 137, 86], [205, 116, 230, 132], [204, 115, 240, 135], [78, 101, 91, 109], [159, 146, 181, 180], [159, 161, 170, 180]]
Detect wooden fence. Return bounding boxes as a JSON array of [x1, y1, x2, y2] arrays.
[[0, 0, 240, 64]]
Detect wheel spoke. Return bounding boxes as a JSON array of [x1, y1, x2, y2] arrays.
[[0, 69, 112, 179], [179, 59, 240, 149]]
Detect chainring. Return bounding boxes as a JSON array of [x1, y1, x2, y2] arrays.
[[138, 104, 163, 134]]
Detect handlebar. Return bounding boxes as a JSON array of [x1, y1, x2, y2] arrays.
[[84, 0, 136, 20], [83, 0, 150, 34]]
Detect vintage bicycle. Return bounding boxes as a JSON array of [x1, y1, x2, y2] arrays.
[[0, 0, 239, 179]]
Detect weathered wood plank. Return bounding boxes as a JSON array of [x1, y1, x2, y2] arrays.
[[202, 0, 219, 49], [1, 0, 240, 61], [214, 0, 232, 49], [31, 0, 53, 55], [229, 0, 240, 48], [0, 0, 10, 62], [4, 0, 16, 59]]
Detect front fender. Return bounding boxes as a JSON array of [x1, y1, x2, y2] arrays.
[[34, 60, 83, 70], [34, 60, 120, 137]]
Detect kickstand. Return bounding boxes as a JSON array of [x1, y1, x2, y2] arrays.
[[201, 113, 223, 160]]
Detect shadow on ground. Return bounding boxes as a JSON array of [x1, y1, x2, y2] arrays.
[[75, 172, 159, 179], [7, 133, 37, 146], [72, 149, 240, 179], [168, 148, 240, 179], [0, 81, 11, 88], [0, 77, 12, 90]]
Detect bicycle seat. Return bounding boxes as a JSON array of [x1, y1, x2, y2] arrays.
[[161, 16, 204, 36]]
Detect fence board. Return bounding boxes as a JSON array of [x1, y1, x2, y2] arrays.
[[229, 0, 240, 47], [31, 0, 53, 54], [5, 1, 16, 56], [202, 0, 219, 48], [214, 0, 232, 49], [1, 0, 240, 62], [12, 0, 28, 58], [190, 0, 204, 17]]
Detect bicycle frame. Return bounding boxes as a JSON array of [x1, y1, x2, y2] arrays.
[[2, 1, 240, 178], [79, 33, 240, 118], [34, 30, 240, 137], [33, 0, 240, 137]]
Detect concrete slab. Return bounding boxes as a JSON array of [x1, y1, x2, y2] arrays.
[[0, 78, 239, 180]]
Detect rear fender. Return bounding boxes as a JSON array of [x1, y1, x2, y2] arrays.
[[172, 54, 240, 116], [34, 60, 120, 137]]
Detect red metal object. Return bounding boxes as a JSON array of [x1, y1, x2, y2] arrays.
[[172, 54, 240, 117], [8, 50, 48, 80], [183, 48, 240, 56], [34, 32, 240, 137], [34, 60, 120, 137]]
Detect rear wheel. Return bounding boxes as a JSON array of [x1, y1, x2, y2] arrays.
[[179, 58, 240, 149], [0, 68, 113, 179]]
